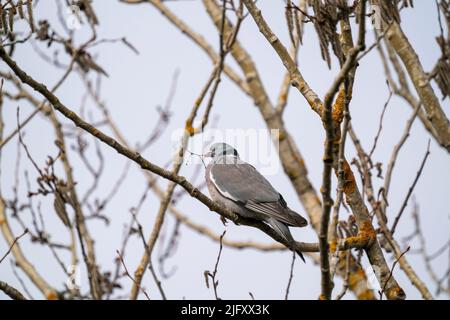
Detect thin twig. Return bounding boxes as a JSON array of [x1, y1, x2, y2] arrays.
[[0, 105, 44, 150], [205, 230, 226, 300], [382, 102, 421, 212], [335, 250, 351, 300], [380, 246, 410, 300], [10, 259, 34, 299], [391, 140, 431, 235], [368, 81, 392, 159], [284, 251, 296, 300], [0, 228, 28, 264], [116, 250, 150, 300], [149, 263, 167, 300]]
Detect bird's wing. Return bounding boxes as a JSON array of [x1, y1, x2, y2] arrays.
[[210, 161, 279, 202], [210, 161, 302, 226]]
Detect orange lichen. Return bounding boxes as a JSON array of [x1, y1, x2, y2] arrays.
[[194, 98, 202, 108], [46, 291, 58, 300], [336, 252, 376, 300], [359, 220, 377, 245], [342, 160, 356, 194], [0, 218, 5, 225], [348, 266, 376, 300], [185, 121, 195, 136], [348, 271, 360, 288], [279, 92, 287, 103], [385, 286, 406, 300], [329, 240, 337, 253], [356, 290, 375, 300], [332, 88, 346, 124], [286, 169, 300, 180], [342, 221, 376, 249], [343, 236, 364, 248], [277, 130, 286, 142], [135, 265, 145, 276]]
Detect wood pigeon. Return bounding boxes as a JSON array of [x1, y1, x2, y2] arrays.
[[205, 142, 308, 261]]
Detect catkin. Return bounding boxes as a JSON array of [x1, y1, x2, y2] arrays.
[[1, 6, 8, 35], [8, 7, 15, 33], [0, 6, 3, 33], [18, 0, 25, 19], [285, 1, 296, 48], [26, 0, 34, 33], [293, 6, 302, 46]]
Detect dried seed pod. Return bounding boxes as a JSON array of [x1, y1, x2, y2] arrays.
[[293, 4, 303, 46], [308, 0, 344, 68], [18, 0, 25, 19], [0, 6, 3, 33], [402, 0, 414, 8], [1, 7, 8, 35], [78, 0, 99, 26], [35, 19, 49, 41], [53, 187, 72, 228], [26, 0, 35, 33], [285, 0, 296, 48], [8, 7, 15, 33], [372, 0, 401, 24]]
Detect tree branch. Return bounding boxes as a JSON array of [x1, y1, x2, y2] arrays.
[[0, 280, 27, 300]]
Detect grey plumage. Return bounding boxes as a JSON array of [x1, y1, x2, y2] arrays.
[[205, 143, 307, 261]]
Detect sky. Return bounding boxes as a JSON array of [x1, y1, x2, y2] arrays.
[[0, 0, 449, 300]]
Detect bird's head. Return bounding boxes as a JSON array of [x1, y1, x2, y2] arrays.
[[204, 142, 239, 160]]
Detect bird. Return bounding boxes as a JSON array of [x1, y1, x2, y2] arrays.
[[204, 142, 308, 261]]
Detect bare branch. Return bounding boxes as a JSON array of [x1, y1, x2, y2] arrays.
[[0, 280, 27, 300]]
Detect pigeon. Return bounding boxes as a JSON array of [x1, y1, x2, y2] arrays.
[[204, 142, 308, 261]]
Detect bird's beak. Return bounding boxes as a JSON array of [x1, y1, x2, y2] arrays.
[[203, 151, 213, 158]]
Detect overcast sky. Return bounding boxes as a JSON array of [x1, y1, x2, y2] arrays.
[[0, 1, 449, 300]]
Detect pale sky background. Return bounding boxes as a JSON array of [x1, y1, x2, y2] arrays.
[[0, 0, 449, 300]]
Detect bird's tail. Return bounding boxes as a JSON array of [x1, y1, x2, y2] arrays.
[[267, 218, 305, 262], [286, 208, 308, 228], [294, 248, 305, 262]]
